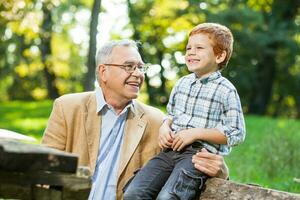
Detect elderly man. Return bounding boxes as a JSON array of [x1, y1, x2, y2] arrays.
[[42, 39, 228, 200]]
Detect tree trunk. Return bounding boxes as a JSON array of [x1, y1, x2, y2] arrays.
[[84, 0, 102, 91], [40, 1, 59, 99], [157, 50, 168, 105], [248, 45, 276, 114], [249, 0, 299, 115]]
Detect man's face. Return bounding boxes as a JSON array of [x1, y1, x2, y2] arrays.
[[185, 33, 220, 77], [99, 46, 145, 103]]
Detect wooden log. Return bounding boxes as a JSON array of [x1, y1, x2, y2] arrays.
[[200, 178, 300, 200], [0, 183, 32, 200], [32, 186, 62, 200], [0, 129, 37, 142], [0, 139, 78, 173], [0, 171, 91, 200], [0, 171, 91, 190]]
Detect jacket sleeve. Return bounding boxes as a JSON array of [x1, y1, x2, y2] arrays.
[[41, 98, 67, 150]]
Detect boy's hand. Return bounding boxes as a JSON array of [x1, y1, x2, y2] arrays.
[[158, 122, 174, 149], [172, 129, 197, 151]]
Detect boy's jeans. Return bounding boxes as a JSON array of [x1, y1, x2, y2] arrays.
[[123, 145, 207, 200]]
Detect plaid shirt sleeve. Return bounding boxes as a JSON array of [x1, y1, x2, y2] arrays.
[[216, 89, 246, 147]]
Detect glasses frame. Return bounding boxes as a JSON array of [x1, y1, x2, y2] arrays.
[[103, 63, 148, 74]]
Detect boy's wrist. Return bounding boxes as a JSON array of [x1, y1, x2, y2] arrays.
[[191, 128, 203, 141]]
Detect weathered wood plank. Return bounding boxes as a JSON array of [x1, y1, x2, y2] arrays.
[[0, 139, 78, 173], [62, 188, 90, 200], [32, 186, 62, 200], [0, 129, 37, 142], [0, 183, 32, 200], [200, 178, 300, 200], [0, 171, 91, 190], [0, 171, 91, 200]]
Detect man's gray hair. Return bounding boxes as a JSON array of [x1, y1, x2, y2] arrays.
[[95, 39, 139, 82]]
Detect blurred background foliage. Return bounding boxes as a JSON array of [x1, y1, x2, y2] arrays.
[[1, 0, 300, 117], [1, 0, 300, 194]]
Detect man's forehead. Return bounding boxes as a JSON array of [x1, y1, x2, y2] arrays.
[[111, 45, 137, 53], [110, 45, 142, 62]]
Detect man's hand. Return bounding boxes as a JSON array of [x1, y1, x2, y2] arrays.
[[158, 122, 174, 149], [172, 129, 197, 151], [192, 148, 229, 179]]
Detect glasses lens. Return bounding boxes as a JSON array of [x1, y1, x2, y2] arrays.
[[139, 64, 149, 73], [120, 63, 149, 74], [124, 64, 135, 73]]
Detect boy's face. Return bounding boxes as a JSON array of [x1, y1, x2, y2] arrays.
[[185, 33, 221, 77]]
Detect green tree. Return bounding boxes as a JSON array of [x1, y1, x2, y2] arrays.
[[126, 0, 300, 117], [127, 0, 193, 105], [0, 0, 86, 100], [40, 0, 59, 99]]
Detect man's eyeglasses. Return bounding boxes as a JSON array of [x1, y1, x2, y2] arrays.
[[103, 63, 148, 74]]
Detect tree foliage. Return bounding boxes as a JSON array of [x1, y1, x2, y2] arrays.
[[126, 0, 300, 117], [1, 0, 86, 100], [1, 0, 300, 118]]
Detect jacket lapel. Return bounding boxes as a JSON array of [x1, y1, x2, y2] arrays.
[[117, 103, 146, 179], [83, 93, 101, 173]]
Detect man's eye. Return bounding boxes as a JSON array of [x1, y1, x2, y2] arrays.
[[125, 64, 134, 68]]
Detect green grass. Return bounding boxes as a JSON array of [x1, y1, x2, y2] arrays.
[[0, 101, 299, 194], [226, 115, 300, 194], [0, 100, 52, 141]]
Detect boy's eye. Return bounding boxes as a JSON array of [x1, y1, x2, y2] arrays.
[[186, 47, 191, 50], [196, 46, 203, 49]]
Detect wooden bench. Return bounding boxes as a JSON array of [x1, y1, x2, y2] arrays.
[[0, 139, 91, 200], [200, 178, 300, 200], [1, 139, 299, 200]]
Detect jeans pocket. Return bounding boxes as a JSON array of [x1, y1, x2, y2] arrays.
[[122, 168, 141, 193], [172, 169, 206, 200]]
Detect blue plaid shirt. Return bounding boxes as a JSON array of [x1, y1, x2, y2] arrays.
[[167, 71, 245, 155]]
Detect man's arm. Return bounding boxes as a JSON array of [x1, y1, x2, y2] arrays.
[[41, 99, 67, 150]]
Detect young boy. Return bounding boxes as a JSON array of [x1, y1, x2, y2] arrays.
[[123, 23, 246, 200]]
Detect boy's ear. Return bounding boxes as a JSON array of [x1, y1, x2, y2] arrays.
[[216, 50, 227, 64]]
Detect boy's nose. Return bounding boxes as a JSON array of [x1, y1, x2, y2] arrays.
[[188, 47, 196, 55]]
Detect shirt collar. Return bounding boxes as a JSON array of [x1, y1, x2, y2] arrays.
[[192, 70, 221, 84], [95, 87, 135, 114], [96, 87, 106, 113]]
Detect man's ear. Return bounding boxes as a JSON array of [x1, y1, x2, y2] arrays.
[[216, 50, 227, 64], [98, 64, 108, 83]]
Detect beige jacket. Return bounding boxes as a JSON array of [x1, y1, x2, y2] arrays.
[[41, 91, 164, 199]]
